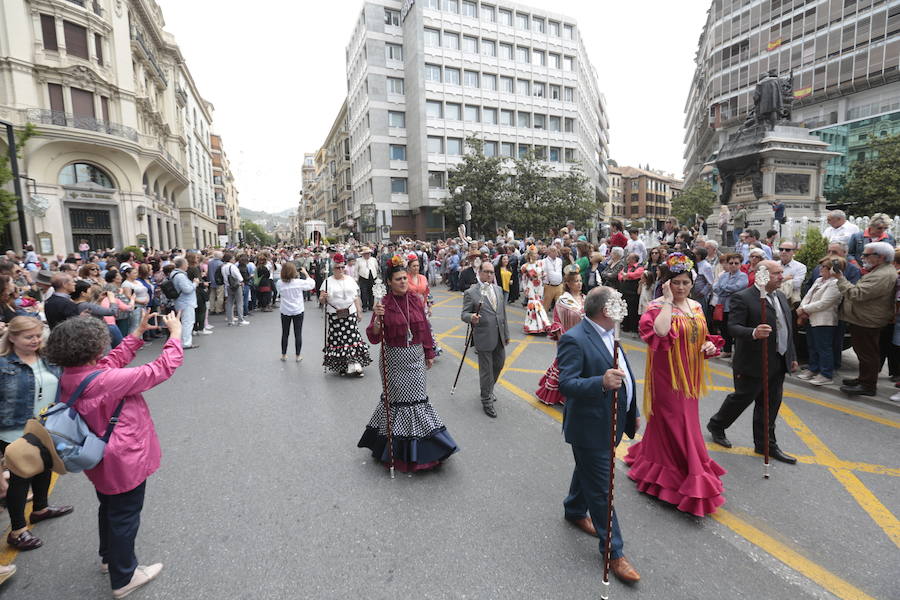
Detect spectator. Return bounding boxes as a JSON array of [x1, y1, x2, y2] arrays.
[[732, 203, 748, 243], [658, 218, 678, 248], [617, 253, 644, 332], [275, 262, 316, 362], [776, 240, 807, 306], [207, 250, 224, 315], [822, 210, 860, 245], [170, 257, 199, 350], [625, 229, 647, 264], [609, 221, 629, 250], [542, 246, 564, 312], [220, 253, 247, 326], [44, 273, 82, 329], [742, 230, 773, 262], [796, 257, 846, 386], [771, 200, 786, 229], [847, 213, 895, 266], [712, 253, 749, 358], [718, 204, 731, 246], [836, 242, 897, 397]]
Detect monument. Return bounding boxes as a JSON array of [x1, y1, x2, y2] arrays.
[[711, 70, 839, 237]]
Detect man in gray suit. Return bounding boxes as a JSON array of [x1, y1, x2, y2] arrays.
[[462, 261, 510, 418]]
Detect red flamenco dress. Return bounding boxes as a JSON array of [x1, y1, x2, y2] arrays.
[[624, 300, 727, 516], [535, 292, 584, 405]]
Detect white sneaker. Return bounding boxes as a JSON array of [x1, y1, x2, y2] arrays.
[[238, 320, 250, 326], [796, 369, 816, 380], [809, 374, 832, 386], [890, 392, 900, 402], [0, 564, 15, 585], [204, 324, 214, 330], [112, 563, 163, 598], [197, 330, 213, 335]]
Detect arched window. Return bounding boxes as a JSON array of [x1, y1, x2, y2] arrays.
[[59, 163, 115, 188], [142, 173, 149, 194], [153, 181, 160, 200]]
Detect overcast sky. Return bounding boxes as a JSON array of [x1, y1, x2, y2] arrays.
[[157, 0, 711, 214]]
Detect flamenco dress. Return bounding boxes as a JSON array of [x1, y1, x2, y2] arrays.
[[407, 273, 442, 358], [624, 300, 727, 516], [521, 264, 552, 334], [535, 292, 584, 405]]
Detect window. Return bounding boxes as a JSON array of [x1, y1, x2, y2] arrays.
[[563, 24, 574, 39], [385, 9, 400, 26], [390, 144, 407, 160], [482, 39, 496, 56], [499, 43, 513, 60], [533, 50, 545, 66], [517, 112, 531, 128], [464, 105, 480, 122], [446, 102, 462, 120], [516, 79, 530, 95], [425, 64, 442, 81], [445, 0, 458, 13], [41, 15, 58, 51], [500, 109, 514, 126], [549, 53, 561, 69], [518, 144, 530, 158], [427, 136, 444, 154], [94, 33, 103, 66], [564, 56, 574, 71], [429, 171, 446, 188], [71, 87, 94, 118], [549, 21, 561, 36], [391, 178, 408, 194], [425, 28, 441, 47], [565, 148, 575, 163], [389, 111, 406, 127], [549, 84, 561, 100], [444, 31, 460, 50], [483, 107, 498, 124], [464, 70, 479, 87], [516, 46, 529, 63], [549, 116, 561, 131], [482, 73, 497, 90], [463, 35, 478, 53], [462, 1, 477, 18], [426, 100, 443, 118], [533, 17, 545, 33], [63, 21, 89, 60], [534, 146, 547, 160], [534, 114, 546, 129], [564, 87, 574, 102], [516, 13, 529, 30], [500, 142, 514, 157], [386, 43, 403, 61], [388, 77, 405, 94], [500, 76, 514, 93], [447, 137, 463, 155], [424, 0, 439, 7], [482, 4, 495, 22], [59, 163, 114, 188], [499, 8, 512, 26], [549, 147, 561, 162], [445, 67, 461, 85], [533, 82, 545, 97], [484, 141, 498, 157]]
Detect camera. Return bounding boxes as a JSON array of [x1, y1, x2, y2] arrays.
[[831, 259, 841, 274]]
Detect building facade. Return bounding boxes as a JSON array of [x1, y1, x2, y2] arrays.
[[210, 132, 240, 245], [683, 0, 900, 194], [606, 162, 624, 221], [618, 165, 681, 230], [0, 0, 225, 255], [340, 0, 609, 241]]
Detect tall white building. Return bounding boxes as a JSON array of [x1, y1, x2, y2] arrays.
[[343, 0, 609, 241]]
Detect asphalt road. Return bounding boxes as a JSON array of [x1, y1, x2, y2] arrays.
[[2, 287, 898, 600]]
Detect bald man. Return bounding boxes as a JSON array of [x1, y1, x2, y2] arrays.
[[707, 260, 799, 464]]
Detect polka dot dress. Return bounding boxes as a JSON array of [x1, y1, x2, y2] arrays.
[[322, 313, 372, 374]]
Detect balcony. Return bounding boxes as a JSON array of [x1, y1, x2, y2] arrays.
[[130, 26, 168, 88], [175, 84, 188, 105], [65, 0, 103, 16], [27, 109, 138, 142]]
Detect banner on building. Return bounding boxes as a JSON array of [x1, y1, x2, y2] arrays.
[[793, 86, 812, 99], [767, 37, 782, 51]]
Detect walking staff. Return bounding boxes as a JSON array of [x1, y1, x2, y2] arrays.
[[372, 279, 395, 478], [450, 302, 481, 396], [755, 266, 771, 479]]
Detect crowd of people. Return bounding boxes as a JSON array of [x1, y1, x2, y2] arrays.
[[0, 206, 897, 593]]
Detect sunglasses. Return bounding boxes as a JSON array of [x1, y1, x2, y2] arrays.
[[778, 247, 794, 251], [727, 261, 741, 265]]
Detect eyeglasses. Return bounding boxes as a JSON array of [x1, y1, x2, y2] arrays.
[[727, 261, 741, 265], [778, 247, 794, 252], [860, 253, 875, 258], [333, 265, 345, 269]]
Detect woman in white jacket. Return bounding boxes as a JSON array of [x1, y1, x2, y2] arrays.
[[275, 262, 316, 362], [796, 256, 846, 385]]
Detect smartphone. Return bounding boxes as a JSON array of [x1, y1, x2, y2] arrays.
[[831, 259, 841, 274]]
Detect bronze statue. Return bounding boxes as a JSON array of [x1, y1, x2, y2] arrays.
[[753, 70, 784, 130]]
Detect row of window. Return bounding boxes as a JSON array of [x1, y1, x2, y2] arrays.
[[388, 105, 575, 131], [423, 28, 576, 69], [416, 0, 576, 39], [40, 14, 104, 66], [420, 65, 576, 100], [390, 139, 576, 161]]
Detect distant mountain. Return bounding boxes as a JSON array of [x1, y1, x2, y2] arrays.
[[240, 206, 294, 231]]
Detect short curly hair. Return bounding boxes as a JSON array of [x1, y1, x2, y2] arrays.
[[44, 316, 110, 367]]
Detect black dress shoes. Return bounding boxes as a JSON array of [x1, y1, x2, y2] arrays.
[[706, 423, 732, 448], [839, 384, 876, 396], [482, 403, 497, 418], [841, 377, 859, 386], [754, 446, 797, 464]]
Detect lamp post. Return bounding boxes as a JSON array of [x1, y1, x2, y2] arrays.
[[0, 119, 27, 249]]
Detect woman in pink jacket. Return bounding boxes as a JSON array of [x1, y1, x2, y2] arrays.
[[44, 310, 183, 599]]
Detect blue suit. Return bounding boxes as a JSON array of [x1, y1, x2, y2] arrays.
[[557, 318, 638, 561]]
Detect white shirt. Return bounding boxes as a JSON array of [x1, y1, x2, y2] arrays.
[[781, 259, 807, 293], [323, 276, 359, 314], [585, 318, 634, 410], [625, 238, 647, 264], [542, 256, 563, 285], [822, 221, 860, 245], [357, 256, 378, 279], [276, 278, 316, 316]]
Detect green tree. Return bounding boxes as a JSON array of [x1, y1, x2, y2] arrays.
[[546, 164, 598, 234], [794, 226, 829, 272], [0, 123, 37, 233], [507, 150, 551, 236], [842, 133, 900, 214], [241, 221, 275, 246], [670, 181, 716, 226], [440, 136, 506, 237]]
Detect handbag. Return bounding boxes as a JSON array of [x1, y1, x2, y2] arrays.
[[713, 303, 725, 322]]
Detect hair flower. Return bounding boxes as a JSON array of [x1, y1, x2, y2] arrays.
[[665, 252, 694, 274]]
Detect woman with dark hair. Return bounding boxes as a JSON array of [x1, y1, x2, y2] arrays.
[[618, 253, 645, 332], [44, 310, 183, 598], [494, 254, 513, 304], [624, 253, 726, 517], [275, 262, 316, 361], [358, 259, 458, 472], [255, 256, 273, 312], [0, 317, 71, 551], [535, 265, 585, 405], [406, 252, 441, 358], [104, 270, 135, 337], [0, 275, 19, 323], [71, 280, 122, 347], [319, 253, 371, 376]]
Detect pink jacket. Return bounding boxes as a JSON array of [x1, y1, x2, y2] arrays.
[[62, 335, 183, 494]]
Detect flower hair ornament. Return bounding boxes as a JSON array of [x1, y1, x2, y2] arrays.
[[665, 252, 694, 274], [563, 264, 581, 276], [390, 254, 404, 268]]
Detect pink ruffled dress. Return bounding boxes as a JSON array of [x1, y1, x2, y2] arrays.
[[624, 299, 727, 517]]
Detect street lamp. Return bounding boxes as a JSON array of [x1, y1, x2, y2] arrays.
[[0, 119, 27, 249], [454, 185, 471, 238]]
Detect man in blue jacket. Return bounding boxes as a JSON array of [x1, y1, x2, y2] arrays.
[[557, 286, 641, 584]]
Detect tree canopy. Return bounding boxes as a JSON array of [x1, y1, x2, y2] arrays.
[[842, 133, 900, 215], [670, 181, 716, 226], [241, 221, 275, 246]]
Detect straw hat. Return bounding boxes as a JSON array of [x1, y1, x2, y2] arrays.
[[4, 419, 66, 478]]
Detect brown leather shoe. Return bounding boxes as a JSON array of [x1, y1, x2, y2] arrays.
[[7, 529, 42, 551], [30, 505, 73, 524], [566, 516, 598, 537], [610, 556, 641, 583]]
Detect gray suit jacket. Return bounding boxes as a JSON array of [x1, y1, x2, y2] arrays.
[[462, 283, 509, 352]]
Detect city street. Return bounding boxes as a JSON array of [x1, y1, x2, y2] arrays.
[[2, 288, 898, 600]]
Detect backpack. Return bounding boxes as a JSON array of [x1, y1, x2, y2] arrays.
[[226, 264, 241, 289], [214, 263, 225, 286], [38, 371, 124, 473], [159, 272, 181, 300]]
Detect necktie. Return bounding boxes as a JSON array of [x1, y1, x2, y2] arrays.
[[767, 293, 788, 356], [482, 283, 496, 309]]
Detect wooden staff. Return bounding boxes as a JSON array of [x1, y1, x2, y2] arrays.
[[373, 280, 395, 479], [451, 302, 481, 395], [321, 278, 329, 373], [756, 266, 771, 480]]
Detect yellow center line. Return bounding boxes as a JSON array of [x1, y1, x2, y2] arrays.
[[779, 403, 900, 550]]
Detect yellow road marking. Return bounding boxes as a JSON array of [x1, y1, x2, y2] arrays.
[[1, 473, 59, 566], [780, 404, 900, 550]]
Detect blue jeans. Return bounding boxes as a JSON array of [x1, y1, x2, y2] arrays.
[[807, 325, 836, 378], [242, 284, 250, 314], [564, 444, 624, 560]]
